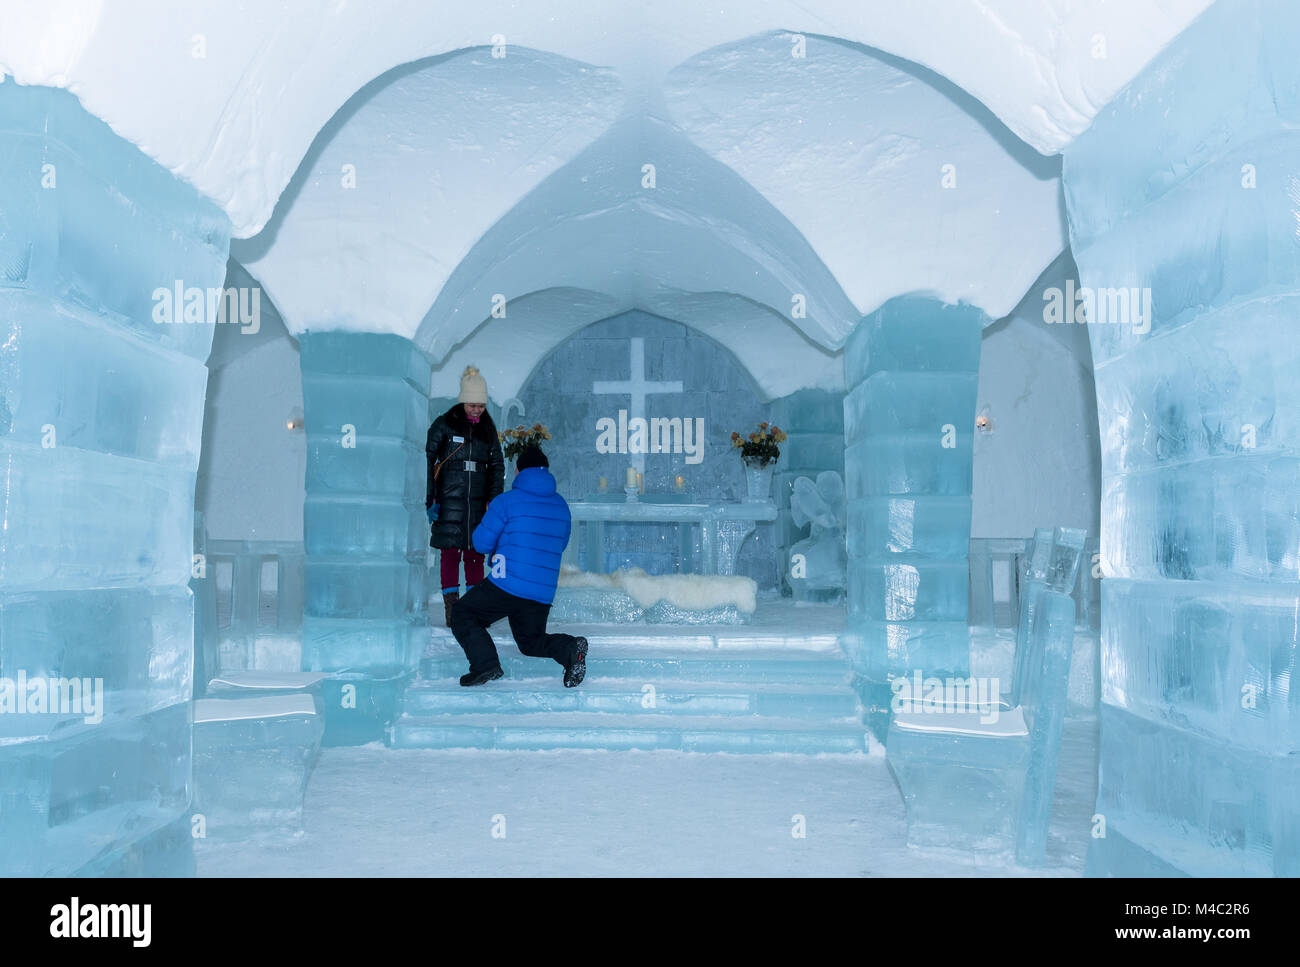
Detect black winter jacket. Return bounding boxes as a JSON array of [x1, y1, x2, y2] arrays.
[[426, 404, 505, 550]]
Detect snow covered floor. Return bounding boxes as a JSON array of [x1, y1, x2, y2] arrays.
[[194, 716, 1098, 877]]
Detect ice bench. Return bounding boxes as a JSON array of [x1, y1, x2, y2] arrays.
[[886, 527, 1085, 865], [192, 671, 327, 837]]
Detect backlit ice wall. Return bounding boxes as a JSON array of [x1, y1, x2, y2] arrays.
[[1065, 0, 1300, 875], [840, 297, 985, 737], [0, 84, 230, 874], [299, 333, 432, 743]]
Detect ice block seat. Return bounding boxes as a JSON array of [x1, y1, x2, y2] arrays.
[[191, 674, 326, 837], [886, 528, 1084, 864]]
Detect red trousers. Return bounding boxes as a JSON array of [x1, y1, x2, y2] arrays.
[[440, 547, 484, 595]]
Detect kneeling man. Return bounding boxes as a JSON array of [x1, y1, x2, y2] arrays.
[[450, 446, 588, 687]]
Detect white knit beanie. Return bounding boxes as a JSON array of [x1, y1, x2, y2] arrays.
[[458, 365, 488, 405]]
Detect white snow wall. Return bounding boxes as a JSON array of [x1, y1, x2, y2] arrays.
[[972, 251, 1101, 541], [0, 85, 231, 874], [197, 273, 306, 543]]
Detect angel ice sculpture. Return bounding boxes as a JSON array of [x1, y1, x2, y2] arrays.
[[788, 470, 847, 604]]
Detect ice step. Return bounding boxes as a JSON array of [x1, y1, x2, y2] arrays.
[[400, 676, 859, 718], [419, 646, 854, 685], [389, 710, 868, 753]]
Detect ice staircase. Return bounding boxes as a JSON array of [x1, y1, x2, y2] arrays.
[[389, 607, 868, 753]]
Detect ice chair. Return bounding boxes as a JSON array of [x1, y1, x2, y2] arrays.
[[886, 527, 1085, 864], [192, 673, 328, 836]]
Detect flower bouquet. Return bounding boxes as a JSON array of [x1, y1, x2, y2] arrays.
[[730, 421, 787, 469], [499, 422, 551, 462]]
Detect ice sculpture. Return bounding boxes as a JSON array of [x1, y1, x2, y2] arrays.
[[0, 85, 229, 875], [839, 297, 984, 737], [788, 471, 847, 603], [886, 527, 1083, 863], [299, 332, 431, 744], [1064, 0, 1300, 876]]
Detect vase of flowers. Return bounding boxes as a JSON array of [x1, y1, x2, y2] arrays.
[[731, 421, 786, 502], [499, 423, 551, 480]]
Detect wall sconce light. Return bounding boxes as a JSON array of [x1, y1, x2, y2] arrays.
[[286, 406, 304, 432], [975, 405, 993, 434]]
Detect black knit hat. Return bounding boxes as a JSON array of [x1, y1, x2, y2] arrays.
[[516, 446, 549, 471]]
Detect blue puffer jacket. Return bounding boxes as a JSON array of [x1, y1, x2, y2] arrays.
[[471, 467, 572, 605]]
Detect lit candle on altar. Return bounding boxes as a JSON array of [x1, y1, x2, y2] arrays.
[[674, 475, 685, 492], [625, 466, 637, 489], [598, 476, 608, 492]]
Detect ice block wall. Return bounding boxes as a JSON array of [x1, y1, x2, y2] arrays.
[[0, 84, 230, 874], [1064, 0, 1300, 875], [299, 333, 431, 742], [840, 297, 984, 737]]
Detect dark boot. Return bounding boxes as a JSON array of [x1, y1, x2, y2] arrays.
[[442, 590, 459, 625], [563, 637, 589, 688], [459, 666, 503, 687]]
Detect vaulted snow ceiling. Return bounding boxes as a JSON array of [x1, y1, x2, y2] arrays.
[[2, 0, 1212, 398]]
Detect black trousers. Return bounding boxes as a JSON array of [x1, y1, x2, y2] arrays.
[[449, 578, 578, 674]]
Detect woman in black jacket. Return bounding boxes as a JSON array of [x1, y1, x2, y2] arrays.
[[426, 366, 505, 623]]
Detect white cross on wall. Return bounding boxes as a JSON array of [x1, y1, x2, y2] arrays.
[[592, 336, 683, 475]]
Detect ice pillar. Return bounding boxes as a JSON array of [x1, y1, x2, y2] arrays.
[[0, 85, 230, 874], [299, 332, 431, 744], [1064, 0, 1300, 875], [840, 297, 984, 738]]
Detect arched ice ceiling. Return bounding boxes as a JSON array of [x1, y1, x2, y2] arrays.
[[230, 32, 1074, 394], [2, 1, 1213, 397], [1, 0, 1212, 237]]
